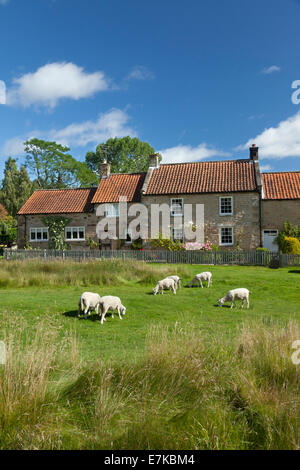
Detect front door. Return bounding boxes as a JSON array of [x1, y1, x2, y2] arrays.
[[263, 230, 278, 252]]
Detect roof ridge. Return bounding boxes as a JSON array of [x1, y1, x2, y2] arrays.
[[159, 158, 250, 166], [32, 187, 95, 192], [106, 172, 147, 176], [262, 171, 300, 175]]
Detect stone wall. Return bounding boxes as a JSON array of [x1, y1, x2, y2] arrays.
[[262, 199, 300, 231], [141, 191, 261, 250]]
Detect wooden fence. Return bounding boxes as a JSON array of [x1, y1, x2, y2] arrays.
[[3, 249, 300, 266]]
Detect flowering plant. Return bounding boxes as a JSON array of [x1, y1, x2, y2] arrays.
[[183, 241, 213, 251]]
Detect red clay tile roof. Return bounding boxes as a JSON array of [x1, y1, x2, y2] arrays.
[[92, 173, 146, 203], [144, 160, 257, 195], [262, 172, 300, 200], [17, 188, 97, 215]]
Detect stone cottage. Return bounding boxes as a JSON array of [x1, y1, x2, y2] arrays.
[[17, 146, 300, 251]]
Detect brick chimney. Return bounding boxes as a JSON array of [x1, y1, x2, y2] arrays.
[[149, 153, 160, 168], [249, 144, 259, 161], [99, 159, 111, 178]]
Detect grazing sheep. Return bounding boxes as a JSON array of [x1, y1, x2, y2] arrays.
[[99, 295, 126, 324], [78, 292, 101, 319], [167, 275, 181, 289], [189, 272, 212, 288], [153, 278, 177, 295], [218, 288, 250, 309]]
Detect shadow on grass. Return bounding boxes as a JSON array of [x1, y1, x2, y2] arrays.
[[63, 310, 100, 321], [289, 270, 300, 274]]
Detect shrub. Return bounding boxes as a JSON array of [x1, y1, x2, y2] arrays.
[[281, 236, 300, 254], [276, 222, 300, 251], [150, 233, 184, 251]]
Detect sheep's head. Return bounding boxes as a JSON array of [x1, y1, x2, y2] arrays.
[[152, 286, 158, 295], [218, 298, 225, 307]]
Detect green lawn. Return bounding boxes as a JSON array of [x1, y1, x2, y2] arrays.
[[0, 261, 300, 450], [0, 264, 299, 362]]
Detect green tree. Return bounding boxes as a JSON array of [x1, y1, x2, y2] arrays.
[[24, 138, 98, 188], [85, 136, 158, 175], [0, 157, 34, 217], [0, 216, 17, 247]]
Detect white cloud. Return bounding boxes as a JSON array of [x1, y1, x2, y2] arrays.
[[48, 109, 136, 147], [0, 0, 9, 5], [7, 62, 110, 108], [260, 65, 281, 75], [1, 109, 136, 157], [260, 164, 273, 171], [0, 80, 6, 104], [240, 111, 300, 158], [159, 144, 230, 164], [126, 66, 155, 81], [2, 137, 25, 157]]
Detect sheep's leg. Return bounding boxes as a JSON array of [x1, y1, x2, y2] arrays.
[[100, 307, 107, 324], [84, 303, 89, 319], [246, 298, 249, 309], [172, 286, 176, 295], [117, 307, 122, 320], [230, 301, 234, 309], [241, 299, 244, 309]]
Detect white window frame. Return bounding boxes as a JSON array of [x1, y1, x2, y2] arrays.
[[172, 227, 184, 243], [105, 203, 119, 217], [170, 198, 184, 216], [30, 227, 49, 242], [219, 226, 234, 246], [65, 226, 86, 241], [219, 196, 233, 216]]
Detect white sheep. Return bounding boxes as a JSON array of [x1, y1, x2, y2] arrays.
[[167, 275, 181, 289], [218, 288, 250, 309], [78, 292, 101, 319], [99, 295, 126, 324], [153, 278, 177, 295], [189, 271, 212, 288]]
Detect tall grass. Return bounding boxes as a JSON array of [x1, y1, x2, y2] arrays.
[[0, 315, 299, 449], [0, 259, 192, 288]]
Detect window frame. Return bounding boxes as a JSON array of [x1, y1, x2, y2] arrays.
[[105, 203, 120, 218], [219, 226, 234, 246], [172, 226, 184, 243], [30, 227, 49, 242], [65, 226, 86, 241], [170, 198, 184, 217], [219, 196, 233, 216]]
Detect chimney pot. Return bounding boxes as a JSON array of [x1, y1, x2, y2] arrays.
[[249, 144, 259, 161], [149, 153, 159, 168], [99, 160, 110, 178]]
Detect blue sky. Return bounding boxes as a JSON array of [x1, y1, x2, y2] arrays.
[[1, 0, 300, 179]]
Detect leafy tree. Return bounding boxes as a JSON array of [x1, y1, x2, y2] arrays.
[[85, 136, 158, 175], [0, 157, 34, 217], [24, 138, 98, 188], [0, 216, 17, 247]]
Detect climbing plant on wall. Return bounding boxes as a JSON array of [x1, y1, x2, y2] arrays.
[[41, 216, 72, 250]]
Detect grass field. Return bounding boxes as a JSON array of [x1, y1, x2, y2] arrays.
[[0, 259, 299, 449]]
